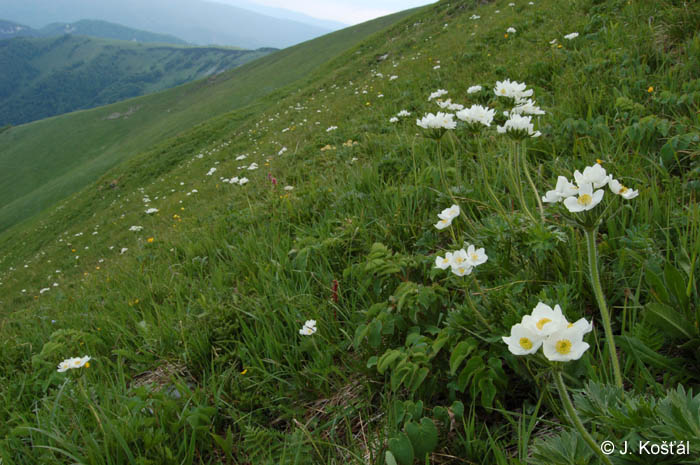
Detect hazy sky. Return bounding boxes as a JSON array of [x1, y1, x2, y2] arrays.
[[242, 0, 436, 25]]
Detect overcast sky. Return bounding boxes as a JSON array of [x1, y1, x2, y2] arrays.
[[241, 0, 436, 25]]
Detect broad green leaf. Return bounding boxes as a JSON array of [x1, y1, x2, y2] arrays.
[[449, 339, 477, 375], [377, 349, 403, 374], [645, 302, 693, 340], [406, 418, 438, 459], [408, 366, 429, 393], [368, 319, 383, 348], [664, 262, 689, 311], [385, 451, 399, 465], [388, 433, 414, 465]]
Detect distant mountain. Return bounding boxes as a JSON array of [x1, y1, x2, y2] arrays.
[[0, 19, 36, 39], [0, 34, 273, 126], [212, 0, 349, 31], [0, 0, 334, 48]]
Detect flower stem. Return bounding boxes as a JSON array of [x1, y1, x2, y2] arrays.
[[464, 286, 493, 332], [518, 140, 545, 223], [553, 370, 614, 465], [585, 228, 623, 388], [510, 141, 537, 224]]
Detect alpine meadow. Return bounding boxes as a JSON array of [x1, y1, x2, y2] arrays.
[[1, 0, 699, 464]]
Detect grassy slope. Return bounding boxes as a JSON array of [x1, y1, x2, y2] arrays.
[[1, 0, 699, 463], [0, 35, 270, 126], [0, 8, 417, 233]]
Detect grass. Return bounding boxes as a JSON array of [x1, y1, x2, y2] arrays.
[[0, 7, 419, 233], [0, 0, 699, 463]]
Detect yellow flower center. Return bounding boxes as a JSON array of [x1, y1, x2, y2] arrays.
[[471, 253, 479, 261], [457, 267, 466, 274], [577, 194, 592, 206], [619, 186, 628, 194], [536, 318, 552, 330], [85, 362, 90, 368], [555, 339, 572, 355], [500, 89, 507, 94], [441, 258, 449, 264], [519, 337, 533, 350], [455, 257, 464, 264]]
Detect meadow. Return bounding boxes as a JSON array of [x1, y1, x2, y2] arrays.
[[0, 0, 699, 463]]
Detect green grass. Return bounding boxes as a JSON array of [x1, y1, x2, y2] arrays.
[[0, 0, 699, 463], [0, 7, 419, 233]]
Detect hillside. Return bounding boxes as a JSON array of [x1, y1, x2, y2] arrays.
[[0, 35, 271, 126], [0, 8, 419, 232], [0, 0, 334, 48], [1, 0, 699, 463], [0, 18, 189, 44]]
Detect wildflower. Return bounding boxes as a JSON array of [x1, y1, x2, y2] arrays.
[[434, 252, 454, 270], [437, 99, 465, 111], [239, 177, 249, 185], [550, 38, 557, 45], [467, 85, 482, 94], [299, 319, 317, 336], [510, 99, 545, 116], [284, 186, 294, 191], [494, 79, 533, 102], [521, 303, 568, 338], [542, 322, 592, 361], [120, 248, 128, 254], [236, 154, 247, 161], [434, 204, 460, 229], [147, 237, 154, 243], [40, 288, 50, 294], [470, 14, 480, 19], [542, 176, 578, 203], [416, 112, 457, 130], [608, 178, 639, 199], [465, 244, 488, 267], [647, 86, 654, 93], [563, 183, 604, 212], [507, 27, 516, 34], [129, 226, 143, 232], [326, 126, 338, 132], [502, 323, 542, 355], [563, 32, 579, 40], [496, 114, 541, 138], [57, 355, 91, 372], [206, 168, 217, 176], [145, 208, 159, 214], [428, 89, 448, 101], [390, 75, 398, 80], [278, 147, 287, 156], [573, 164, 610, 188], [390, 117, 399, 123], [433, 65, 441, 70], [456, 104, 495, 127], [397, 110, 411, 117]]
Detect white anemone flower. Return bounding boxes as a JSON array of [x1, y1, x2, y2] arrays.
[[57, 355, 91, 372], [449, 249, 473, 276], [437, 99, 465, 111], [510, 99, 545, 116], [496, 114, 541, 138], [299, 319, 317, 336], [397, 110, 411, 117], [522, 302, 568, 338], [456, 105, 495, 127], [507, 27, 516, 34], [543, 323, 591, 361], [434, 217, 453, 230], [467, 85, 482, 94], [438, 204, 460, 221], [129, 226, 143, 232], [493, 79, 533, 102], [542, 176, 578, 203], [563, 183, 604, 212], [238, 177, 249, 185], [465, 244, 488, 267], [145, 208, 159, 214], [608, 178, 639, 199], [573, 164, 610, 188], [428, 89, 448, 101], [416, 112, 457, 130], [502, 323, 542, 355], [564, 32, 579, 40], [434, 252, 453, 270], [390, 117, 399, 123]]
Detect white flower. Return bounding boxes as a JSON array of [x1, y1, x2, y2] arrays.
[[437, 99, 464, 111], [428, 89, 448, 101], [542, 176, 578, 203], [563, 183, 604, 212], [390, 117, 399, 123], [397, 110, 411, 117], [299, 319, 317, 336], [550, 38, 557, 44], [236, 154, 247, 161], [57, 355, 91, 372], [456, 105, 495, 127], [470, 14, 480, 20], [494, 79, 533, 102], [465, 244, 488, 267], [416, 112, 457, 130], [507, 27, 516, 34], [522, 302, 568, 338], [608, 178, 639, 199], [573, 164, 610, 188], [247, 163, 259, 171], [389, 75, 398, 81], [564, 32, 579, 40], [449, 249, 473, 276], [206, 168, 217, 176], [129, 226, 143, 232], [503, 323, 543, 355], [40, 287, 50, 294], [145, 208, 159, 214], [278, 147, 287, 156], [284, 185, 294, 191], [326, 126, 338, 132], [543, 322, 591, 361], [434, 204, 460, 229], [467, 85, 482, 94], [496, 114, 541, 137], [433, 65, 441, 70], [239, 177, 249, 185], [434, 217, 453, 230], [120, 248, 128, 254], [434, 252, 453, 270], [511, 99, 545, 115], [230, 177, 239, 184]]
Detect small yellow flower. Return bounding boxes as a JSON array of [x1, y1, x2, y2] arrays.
[[240, 368, 248, 375], [596, 158, 604, 164], [147, 237, 154, 243], [647, 86, 654, 93], [504, 33, 508, 38], [557, 44, 562, 48], [71, 249, 76, 253], [95, 266, 100, 270], [84, 362, 90, 368]]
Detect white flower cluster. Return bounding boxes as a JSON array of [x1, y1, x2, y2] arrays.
[[542, 163, 638, 213], [435, 245, 488, 277], [456, 104, 495, 127], [416, 112, 456, 129], [299, 319, 317, 336], [502, 303, 592, 361], [57, 355, 91, 372], [496, 113, 541, 138], [433, 204, 460, 230]]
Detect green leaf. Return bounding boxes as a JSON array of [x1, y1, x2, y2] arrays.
[[385, 451, 399, 465], [408, 366, 429, 393], [353, 324, 369, 350], [645, 302, 693, 340], [406, 418, 439, 460], [617, 335, 684, 371], [645, 267, 670, 304], [479, 375, 497, 409], [664, 262, 689, 311], [388, 433, 414, 465], [450, 401, 464, 420], [368, 319, 383, 348], [449, 339, 477, 375], [377, 349, 403, 374], [457, 356, 483, 392]]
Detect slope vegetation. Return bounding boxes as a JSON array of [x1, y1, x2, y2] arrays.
[[1, 0, 699, 463], [0, 8, 418, 232]]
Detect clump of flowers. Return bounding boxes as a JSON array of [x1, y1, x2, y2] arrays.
[[496, 114, 541, 138], [433, 204, 460, 230], [428, 89, 448, 101], [456, 104, 495, 129], [502, 303, 592, 361], [467, 85, 482, 94], [416, 112, 457, 130], [434, 244, 488, 277], [299, 320, 317, 336], [57, 356, 91, 372], [494, 79, 533, 102]]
